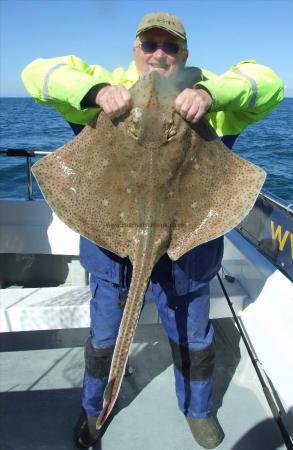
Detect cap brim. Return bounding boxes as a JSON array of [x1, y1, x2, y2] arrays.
[[136, 26, 186, 41]]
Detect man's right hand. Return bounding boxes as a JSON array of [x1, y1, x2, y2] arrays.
[[96, 85, 132, 119]]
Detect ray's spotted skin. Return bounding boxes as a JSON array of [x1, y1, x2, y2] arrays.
[[32, 72, 266, 429]]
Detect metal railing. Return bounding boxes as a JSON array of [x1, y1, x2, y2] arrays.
[[0, 149, 50, 200]]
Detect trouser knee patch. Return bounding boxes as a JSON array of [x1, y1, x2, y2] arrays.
[[169, 338, 215, 381], [85, 338, 115, 378]]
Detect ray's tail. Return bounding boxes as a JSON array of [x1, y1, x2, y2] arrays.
[[95, 243, 157, 430]]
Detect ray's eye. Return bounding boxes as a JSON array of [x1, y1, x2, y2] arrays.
[[128, 107, 142, 138], [167, 124, 177, 141], [128, 121, 140, 138]]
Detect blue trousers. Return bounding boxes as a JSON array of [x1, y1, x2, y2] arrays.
[[81, 240, 223, 419]]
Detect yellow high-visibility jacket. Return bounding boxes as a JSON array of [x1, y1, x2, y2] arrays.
[[21, 55, 284, 136]]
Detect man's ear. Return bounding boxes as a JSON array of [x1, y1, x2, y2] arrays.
[[182, 49, 189, 63]]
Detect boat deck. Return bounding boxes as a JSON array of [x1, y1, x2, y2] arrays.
[[0, 275, 288, 450]]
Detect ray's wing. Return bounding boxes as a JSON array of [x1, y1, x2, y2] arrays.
[[32, 113, 145, 258], [167, 130, 266, 261]]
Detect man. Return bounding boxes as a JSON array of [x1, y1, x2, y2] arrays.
[[22, 12, 283, 449]]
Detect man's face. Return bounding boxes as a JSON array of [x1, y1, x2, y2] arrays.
[[134, 28, 188, 77]]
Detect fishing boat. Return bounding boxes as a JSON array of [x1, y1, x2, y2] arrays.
[[0, 149, 292, 450]]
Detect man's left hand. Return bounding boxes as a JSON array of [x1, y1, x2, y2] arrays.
[[175, 88, 212, 124]]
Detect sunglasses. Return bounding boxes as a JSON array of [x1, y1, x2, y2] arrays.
[[140, 41, 180, 55]]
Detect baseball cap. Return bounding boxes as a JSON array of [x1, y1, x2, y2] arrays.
[[136, 12, 187, 42]]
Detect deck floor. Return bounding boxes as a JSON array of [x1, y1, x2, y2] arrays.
[[0, 318, 287, 450]]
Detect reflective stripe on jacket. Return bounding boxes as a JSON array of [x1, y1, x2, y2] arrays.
[[21, 55, 284, 135]]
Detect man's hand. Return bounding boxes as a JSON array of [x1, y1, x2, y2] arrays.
[[175, 88, 212, 123], [96, 85, 132, 119]]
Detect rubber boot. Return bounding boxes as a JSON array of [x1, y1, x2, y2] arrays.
[[73, 410, 103, 449], [186, 415, 224, 449]]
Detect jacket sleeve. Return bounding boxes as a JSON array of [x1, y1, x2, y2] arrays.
[[196, 60, 284, 123], [21, 55, 114, 124]]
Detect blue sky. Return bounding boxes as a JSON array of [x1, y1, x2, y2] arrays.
[[1, 0, 292, 97]]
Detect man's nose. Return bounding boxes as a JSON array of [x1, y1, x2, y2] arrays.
[[152, 48, 167, 58]]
